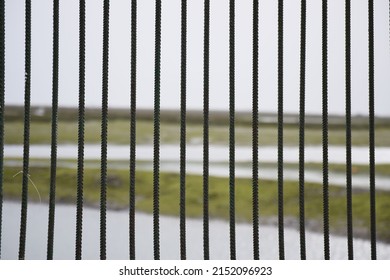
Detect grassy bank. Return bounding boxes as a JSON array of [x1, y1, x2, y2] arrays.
[[5, 119, 390, 146], [4, 105, 390, 146], [5, 157, 390, 177], [3, 165, 390, 243]]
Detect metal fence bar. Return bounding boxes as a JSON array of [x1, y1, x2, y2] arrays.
[[368, 0, 376, 260], [47, 0, 59, 260], [252, 0, 259, 261], [229, 0, 236, 260], [299, 0, 307, 261], [18, 0, 32, 261], [277, 0, 285, 260], [0, 0, 4, 261], [345, 0, 353, 260], [153, 0, 162, 260], [75, 0, 86, 260], [129, 0, 137, 261], [203, 0, 210, 261], [100, 0, 110, 261], [180, 0, 187, 261], [322, 0, 330, 260]]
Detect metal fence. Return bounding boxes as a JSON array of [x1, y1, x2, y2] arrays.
[[0, 0, 386, 260]]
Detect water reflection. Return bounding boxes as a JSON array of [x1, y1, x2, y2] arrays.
[[4, 144, 390, 164], [4, 143, 390, 190], [2, 201, 390, 260]]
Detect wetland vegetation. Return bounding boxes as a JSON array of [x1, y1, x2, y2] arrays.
[[3, 106, 390, 242]]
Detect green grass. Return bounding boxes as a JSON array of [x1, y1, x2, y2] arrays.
[[3, 165, 390, 242], [4, 120, 390, 146], [7, 157, 390, 177]]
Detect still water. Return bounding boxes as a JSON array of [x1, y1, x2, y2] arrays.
[[4, 144, 390, 190], [2, 201, 390, 260], [5, 144, 390, 164]]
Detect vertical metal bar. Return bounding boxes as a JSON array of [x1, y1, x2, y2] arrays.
[[75, 0, 86, 260], [252, 0, 259, 261], [100, 0, 110, 261], [19, 0, 31, 260], [47, 0, 59, 260], [203, 0, 210, 261], [153, 0, 162, 260], [229, 0, 236, 260], [299, 0, 307, 261], [129, 0, 137, 261], [345, 0, 354, 260], [277, 0, 285, 260], [322, 0, 330, 260], [0, 0, 4, 261], [368, 0, 377, 260], [180, 0, 187, 260]]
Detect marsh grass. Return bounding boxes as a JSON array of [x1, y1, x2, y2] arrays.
[[3, 165, 390, 242], [4, 120, 390, 147], [3, 108, 389, 243]]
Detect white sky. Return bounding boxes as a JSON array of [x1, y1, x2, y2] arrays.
[[4, 0, 390, 116]]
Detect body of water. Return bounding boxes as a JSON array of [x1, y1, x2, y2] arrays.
[[5, 144, 390, 164], [2, 201, 390, 260], [4, 144, 390, 190]]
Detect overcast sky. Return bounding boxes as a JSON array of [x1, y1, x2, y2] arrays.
[[4, 0, 390, 116]]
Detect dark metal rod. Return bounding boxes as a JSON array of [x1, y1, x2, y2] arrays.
[[368, 0, 377, 260], [75, 0, 86, 260], [299, 0, 307, 261], [252, 0, 259, 261], [0, 0, 5, 261], [153, 0, 162, 260], [47, 0, 59, 260], [345, 0, 354, 260], [203, 0, 210, 261], [229, 0, 236, 260], [277, 0, 285, 260], [180, 0, 187, 260], [18, 0, 32, 260], [322, 0, 330, 260], [100, 0, 110, 260], [129, 0, 137, 260]]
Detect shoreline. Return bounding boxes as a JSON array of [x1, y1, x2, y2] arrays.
[[3, 197, 387, 245]]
